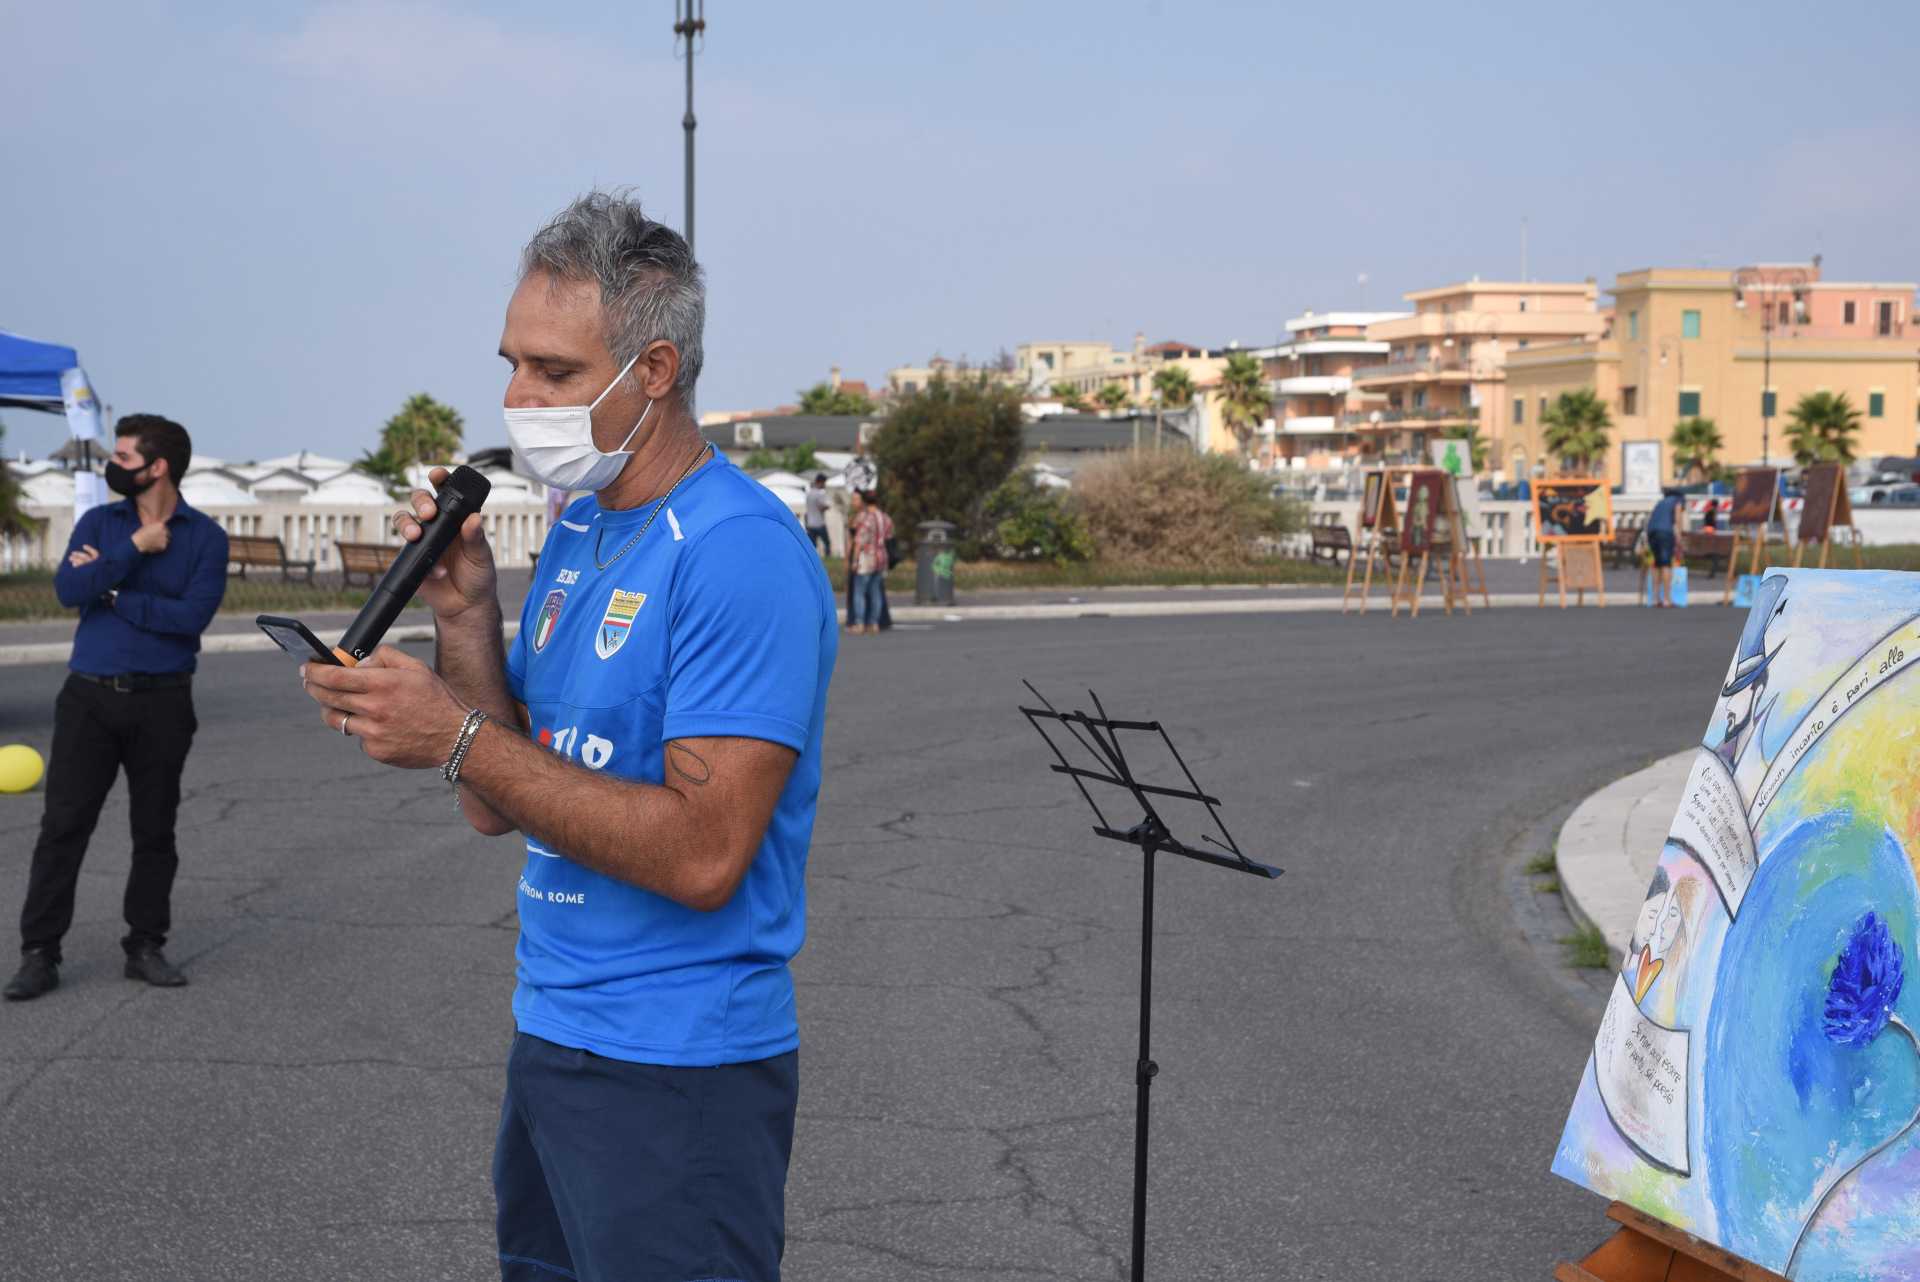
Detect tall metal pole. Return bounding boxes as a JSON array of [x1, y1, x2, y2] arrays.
[[673, 2, 705, 254], [1734, 264, 1807, 470]]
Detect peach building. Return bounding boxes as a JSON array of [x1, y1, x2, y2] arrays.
[[1352, 280, 1605, 467], [1504, 262, 1919, 481], [1253, 311, 1404, 467]]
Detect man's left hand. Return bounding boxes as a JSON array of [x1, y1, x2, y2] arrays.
[[301, 645, 470, 769]]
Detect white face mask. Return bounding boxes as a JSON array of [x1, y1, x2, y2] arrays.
[[504, 353, 656, 492]]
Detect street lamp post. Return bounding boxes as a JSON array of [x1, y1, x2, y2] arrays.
[[1732, 265, 1808, 467], [673, 2, 706, 255]]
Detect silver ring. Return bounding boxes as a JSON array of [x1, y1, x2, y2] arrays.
[[341, 714, 352, 737]]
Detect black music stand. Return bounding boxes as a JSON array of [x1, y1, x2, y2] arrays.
[[1020, 682, 1282, 1282]]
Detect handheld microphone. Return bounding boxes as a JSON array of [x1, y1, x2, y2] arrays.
[[336, 465, 492, 662]]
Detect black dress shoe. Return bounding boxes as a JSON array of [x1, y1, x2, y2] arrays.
[[3, 951, 59, 1001], [124, 947, 187, 988]]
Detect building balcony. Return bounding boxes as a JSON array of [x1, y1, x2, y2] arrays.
[[1274, 415, 1353, 435], [1345, 405, 1479, 430], [1272, 375, 1352, 396], [1352, 356, 1470, 384]]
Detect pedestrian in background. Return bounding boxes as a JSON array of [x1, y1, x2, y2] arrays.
[[5, 414, 228, 1001], [847, 489, 892, 635], [1646, 486, 1687, 609], [804, 472, 832, 557]]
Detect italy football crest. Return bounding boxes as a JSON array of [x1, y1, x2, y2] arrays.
[[596, 589, 647, 659], [532, 589, 565, 653]]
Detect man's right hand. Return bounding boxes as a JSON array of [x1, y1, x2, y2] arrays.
[[395, 467, 498, 621], [131, 523, 170, 555]]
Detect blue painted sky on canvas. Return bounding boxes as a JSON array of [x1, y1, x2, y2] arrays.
[[2, 0, 1916, 461]]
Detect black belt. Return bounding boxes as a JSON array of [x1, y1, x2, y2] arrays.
[[74, 672, 193, 693]]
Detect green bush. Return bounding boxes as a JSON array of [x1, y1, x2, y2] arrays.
[[871, 374, 1024, 547], [1071, 450, 1304, 568], [977, 470, 1093, 564], [743, 441, 821, 473]]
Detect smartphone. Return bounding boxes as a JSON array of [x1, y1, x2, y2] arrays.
[[256, 614, 349, 666]]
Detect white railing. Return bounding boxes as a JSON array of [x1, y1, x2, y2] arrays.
[[6, 497, 551, 573]]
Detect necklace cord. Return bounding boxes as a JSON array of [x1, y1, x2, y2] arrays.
[[593, 443, 711, 571]]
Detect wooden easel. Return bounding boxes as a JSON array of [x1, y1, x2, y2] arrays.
[[1791, 462, 1865, 570], [1447, 476, 1491, 610], [1392, 469, 1463, 618], [1343, 469, 1400, 614], [1722, 468, 1789, 605], [1555, 1202, 1785, 1282], [1539, 540, 1606, 608]]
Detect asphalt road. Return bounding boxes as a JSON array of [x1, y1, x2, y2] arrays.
[[0, 606, 1740, 1281]]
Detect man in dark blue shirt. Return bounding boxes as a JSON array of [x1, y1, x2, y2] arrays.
[[4, 414, 229, 1001], [1646, 487, 1687, 609]]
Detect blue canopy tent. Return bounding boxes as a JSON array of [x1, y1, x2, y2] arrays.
[[0, 329, 109, 517]]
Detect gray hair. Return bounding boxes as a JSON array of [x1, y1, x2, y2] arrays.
[[519, 190, 705, 406]]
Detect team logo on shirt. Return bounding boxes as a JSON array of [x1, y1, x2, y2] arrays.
[[595, 589, 647, 660], [532, 589, 566, 653]]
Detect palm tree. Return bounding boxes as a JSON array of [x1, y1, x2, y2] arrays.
[[1094, 382, 1130, 414], [359, 393, 466, 498], [1669, 416, 1724, 481], [0, 419, 40, 539], [1152, 365, 1194, 410], [1540, 388, 1613, 474], [1050, 380, 1088, 412], [1784, 391, 1862, 466], [1216, 352, 1271, 454]]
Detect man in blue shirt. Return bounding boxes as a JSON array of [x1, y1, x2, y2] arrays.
[[300, 193, 837, 1282], [5, 414, 229, 1002], [1646, 486, 1687, 608]]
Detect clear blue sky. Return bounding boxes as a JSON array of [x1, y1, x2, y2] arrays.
[[3, 0, 1915, 462]]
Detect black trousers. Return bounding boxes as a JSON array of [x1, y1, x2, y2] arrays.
[[19, 675, 197, 961]]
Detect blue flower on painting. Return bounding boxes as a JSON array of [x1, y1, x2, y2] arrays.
[[1823, 912, 1906, 1047]]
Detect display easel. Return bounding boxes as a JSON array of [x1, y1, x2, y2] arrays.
[[1791, 462, 1865, 570], [1722, 467, 1789, 605], [1534, 479, 1612, 609], [1020, 683, 1281, 1282], [1343, 469, 1399, 614], [1555, 1202, 1785, 1282], [1540, 541, 1607, 608], [1445, 476, 1490, 610], [1391, 469, 1467, 618]]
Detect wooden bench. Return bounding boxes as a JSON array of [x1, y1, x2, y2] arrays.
[[336, 541, 400, 587], [229, 534, 315, 584], [1603, 514, 1645, 569], [1309, 520, 1354, 566], [1684, 530, 1736, 577]]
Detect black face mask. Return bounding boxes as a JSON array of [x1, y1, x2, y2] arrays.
[[104, 460, 157, 497]]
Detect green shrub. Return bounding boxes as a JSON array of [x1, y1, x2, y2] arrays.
[[742, 441, 821, 473], [978, 470, 1093, 564], [1071, 450, 1304, 568]]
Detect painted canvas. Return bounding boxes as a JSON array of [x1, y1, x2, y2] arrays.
[[1553, 569, 1920, 1279], [1534, 479, 1612, 542], [1729, 467, 1782, 528], [1401, 470, 1448, 553]]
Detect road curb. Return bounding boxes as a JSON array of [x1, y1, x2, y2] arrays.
[[1555, 749, 1695, 966], [0, 589, 1663, 666]]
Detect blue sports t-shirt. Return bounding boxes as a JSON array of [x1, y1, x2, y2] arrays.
[[504, 450, 838, 1067]]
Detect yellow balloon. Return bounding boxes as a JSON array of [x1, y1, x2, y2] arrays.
[[0, 744, 45, 794]]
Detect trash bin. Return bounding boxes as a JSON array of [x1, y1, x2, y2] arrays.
[[915, 520, 957, 605]]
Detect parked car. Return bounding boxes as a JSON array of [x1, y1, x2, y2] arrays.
[[1865, 484, 1920, 507], [1853, 474, 1919, 505]]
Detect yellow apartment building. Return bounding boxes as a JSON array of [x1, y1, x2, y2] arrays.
[[1504, 263, 1919, 482], [1352, 280, 1605, 468]]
